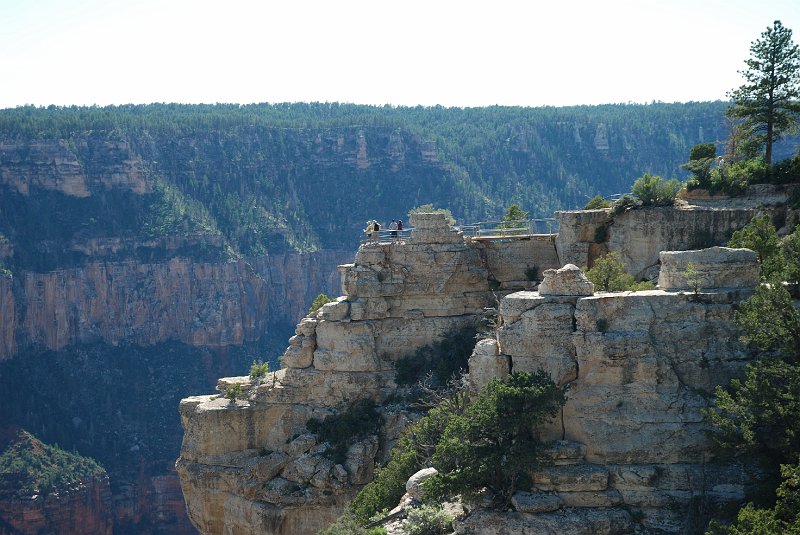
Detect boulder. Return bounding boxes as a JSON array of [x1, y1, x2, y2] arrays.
[[406, 467, 439, 499], [538, 264, 594, 296], [658, 247, 759, 290]]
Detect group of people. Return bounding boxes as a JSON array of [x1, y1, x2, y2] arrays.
[[364, 219, 404, 242]]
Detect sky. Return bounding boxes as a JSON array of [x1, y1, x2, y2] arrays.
[[2, 0, 800, 110]]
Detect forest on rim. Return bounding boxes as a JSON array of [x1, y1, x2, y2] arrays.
[[4, 100, 786, 270]]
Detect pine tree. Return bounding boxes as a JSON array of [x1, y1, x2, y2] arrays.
[[727, 20, 800, 165]]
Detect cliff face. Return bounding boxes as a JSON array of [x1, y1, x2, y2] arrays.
[[176, 213, 562, 534], [177, 210, 767, 535], [0, 138, 150, 197], [0, 477, 113, 535], [0, 133, 353, 533], [555, 188, 786, 279], [463, 251, 759, 533]]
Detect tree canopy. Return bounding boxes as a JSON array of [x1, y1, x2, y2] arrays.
[[727, 20, 800, 165]]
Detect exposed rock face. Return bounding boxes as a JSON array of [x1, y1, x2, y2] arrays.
[[538, 264, 595, 296], [0, 250, 351, 361], [0, 477, 114, 535], [555, 205, 769, 278], [477, 255, 759, 533], [177, 214, 561, 535], [180, 211, 764, 534], [658, 247, 760, 290], [0, 138, 150, 197]]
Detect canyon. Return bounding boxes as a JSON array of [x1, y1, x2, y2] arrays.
[[176, 201, 781, 534]]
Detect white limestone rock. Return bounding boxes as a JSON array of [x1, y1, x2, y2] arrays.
[[454, 508, 633, 535], [406, 467, 439, 499], [468, 338, 509, 392], [538, 264, 594, 296], [345, 436, 379, 485], [658, 246, 759, 290], [532, 464, 610, 492], [320, 299, 350, 321]]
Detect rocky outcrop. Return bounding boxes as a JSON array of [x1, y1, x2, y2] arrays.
[[0, 138, 149, 197], [469, 252, 759, 533], [177, 213, 562, 535], [179, 210, 764, 535], [658, 247, 760, 290], [0, 428, 113, 535], [555, 205, 771, 279]]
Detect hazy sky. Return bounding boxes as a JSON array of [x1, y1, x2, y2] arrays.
[[2, 0, 799, 109]]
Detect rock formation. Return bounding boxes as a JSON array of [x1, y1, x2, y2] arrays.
[[177, 212, 562, 534], [555, 195, 778, 279], [178, 208, 763, 535], [463, 248, 759, 533], [0, 428, 114, 535], [177, 203, 758, 535]]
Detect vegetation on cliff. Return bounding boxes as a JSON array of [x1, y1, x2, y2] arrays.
[[350, 371, 566, 523], [704, 214, 800, 533], [0, 427, 106, 497]]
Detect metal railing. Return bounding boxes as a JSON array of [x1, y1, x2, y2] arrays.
[[361, 228, 414, 244], [458, 218, 559, 238]]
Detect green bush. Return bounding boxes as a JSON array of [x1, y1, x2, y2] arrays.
[[394, 325, 477, 387], [583, 195, 611, 210], [423, 371, 567, 506], [631, 173, 681, 206], [682, 143, 717, 190], [781, 228, 800, 285], [307, 399, 383, 464], [769, 154, 800, 185], [249, 360, 270, 379], [703, 269, 800, 534], [309, 293, 333, 315], [728, 215, 783, 280], [317, 512, 387, 535], [225, 384, 243, 402], [499, 203, 529, 229], [611, 194, 640, 215], [0, 429, 106, 497], [405, 505, 453, 535], [351, 392, 471, 522], [585, 253, 653, 292]]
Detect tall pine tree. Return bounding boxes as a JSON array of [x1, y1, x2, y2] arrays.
[[727, 20, 800, 165]]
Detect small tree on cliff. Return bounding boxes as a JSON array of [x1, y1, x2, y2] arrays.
[[727, 20, 800, 166], [728, 215, 783, 280], [499, 203, 528, 229], [704, 284, 800, 533], [424, 371, 566, 507]]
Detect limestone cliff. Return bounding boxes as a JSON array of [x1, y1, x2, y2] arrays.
[[463, 253, 758, 532], [178, 210, 767, 535], [555, 185, 788, 279], [176, 213, 561, 534]]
